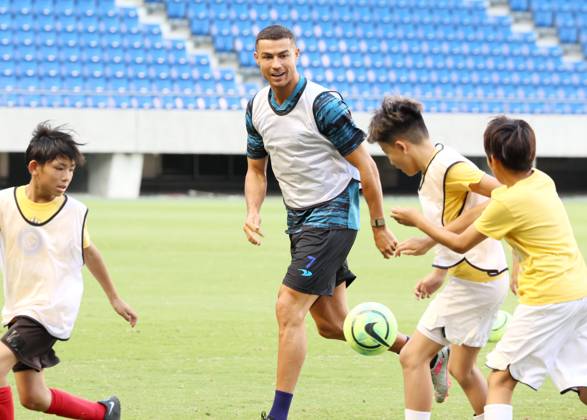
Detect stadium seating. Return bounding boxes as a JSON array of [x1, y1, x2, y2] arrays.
[[0, 0, 248, 110], [511, 0, 587, 54], [0, 0, 585, 113]]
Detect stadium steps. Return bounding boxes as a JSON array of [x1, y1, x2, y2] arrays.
[[130, 0, 259, 96], [489, 0, 585, 62]]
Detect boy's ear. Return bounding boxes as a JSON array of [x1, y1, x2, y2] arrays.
[[27, 160, 40, 175], [395, 139, 409, 154]]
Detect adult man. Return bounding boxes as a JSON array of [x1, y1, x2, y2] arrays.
[[243, 25, 448, 420]]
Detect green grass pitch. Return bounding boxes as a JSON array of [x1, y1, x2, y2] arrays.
[[6, 196, 587, 419]]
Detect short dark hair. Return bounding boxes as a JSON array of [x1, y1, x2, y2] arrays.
[[25, 122, 85, 166], [368, 96, 429, 145], [483, 116, 535, 172], [255, 25, 296, 48]]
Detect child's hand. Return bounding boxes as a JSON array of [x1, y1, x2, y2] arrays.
[[111, 297, 138, 327], [414, 270, 446, 300], [390, 207, 422, 227], [395, 236, 435, 257]]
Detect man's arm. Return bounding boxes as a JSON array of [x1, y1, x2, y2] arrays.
[[345, 143, 397, 258], [243, 156, 268, 245], [83, 243, 138, 327]]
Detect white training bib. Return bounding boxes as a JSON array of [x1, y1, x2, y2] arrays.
[[251, 80, 359, 209], [0, 187, 87, 339], [419, 145, 507, 276]]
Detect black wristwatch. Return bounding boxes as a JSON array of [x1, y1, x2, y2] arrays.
[[371, 218, 386, 228]]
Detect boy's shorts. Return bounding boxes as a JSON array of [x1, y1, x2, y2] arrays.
[[486, 296, 587, 393], [1, 316, 60, 372], [283, 229, 357, 296], [417, 274, 509, 348]]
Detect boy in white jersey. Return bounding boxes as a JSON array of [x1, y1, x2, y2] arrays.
[[392, 116, 587, 419], [368, 97, 509, 420], [0, 123, 138, 420]]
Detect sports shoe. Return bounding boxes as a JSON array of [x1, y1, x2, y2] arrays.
[[430, 347, 451, 403], [99, 396, 121, 420], [261, 411, 275, 420]]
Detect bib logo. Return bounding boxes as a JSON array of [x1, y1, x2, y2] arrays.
[[18, 227, 44, 256]]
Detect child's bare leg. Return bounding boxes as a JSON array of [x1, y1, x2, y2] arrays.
[[14, 370, 52, 411], [399, 331, 443, 413], [484, 370, 518, 420], [448, 344, 486, 415], [15, 370, 109, 419], [0, 343, 17, 419]]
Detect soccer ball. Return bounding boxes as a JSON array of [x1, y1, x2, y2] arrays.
[[343, 302, 398, 356], [489, 310, 512, 342]]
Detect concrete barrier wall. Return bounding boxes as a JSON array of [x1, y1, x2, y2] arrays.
[[2, 108, 585, 197], [2, 108, 586, 157]]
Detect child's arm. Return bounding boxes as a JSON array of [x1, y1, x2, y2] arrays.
[[414, 267, 447, 300], [510, 250, 520, 295], [83, 244, 138, 327], [469, 174, 501, 197], [391, 207, 487, 254], [395, 201, 490, 256]]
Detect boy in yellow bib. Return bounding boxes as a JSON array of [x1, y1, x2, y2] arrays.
[[368, 98, 508, 420], [0, 123, 138, 420], [392, 116, 587, 419]]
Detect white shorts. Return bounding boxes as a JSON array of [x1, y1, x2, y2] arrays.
[[417, 274, 509, 348], [486, 296, 587, 392]]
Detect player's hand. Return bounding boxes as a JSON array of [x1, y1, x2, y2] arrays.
[[510, 275, 518, 296], [243, 213, 264, 245], [390, 207, 422, 227], [395, 236, 435, 257], [111, 297, 138, 327], [414, 271, 446, 300], [373, 227, 397, 259]]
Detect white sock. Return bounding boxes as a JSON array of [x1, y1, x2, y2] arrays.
[[473, 414, 484, 420], [484, 404, 512, 420], [405, 408, 431, 420]]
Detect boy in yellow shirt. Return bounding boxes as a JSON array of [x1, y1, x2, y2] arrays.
[[368, 97, 508, 420], [0, 123, 138, 420], [392, 116, 587, 420]]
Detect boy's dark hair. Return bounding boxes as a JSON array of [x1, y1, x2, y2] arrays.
[[483, 116, 535, 172], [25, 122, 85, 166], [368, 96, 429, 145], [255, 25, 296, 48]]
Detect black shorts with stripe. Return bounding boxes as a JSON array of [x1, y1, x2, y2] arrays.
[[283, 228, 357, 296]]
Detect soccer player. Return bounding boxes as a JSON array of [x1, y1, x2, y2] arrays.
[[392, 116, 587, 420], [368, 97, 508, 420], [0, 123, 138, 420], [243, 25, 449, 420]]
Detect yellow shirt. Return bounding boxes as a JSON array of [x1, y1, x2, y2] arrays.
[[443, 162, 499, 282], [15, 186, 91, 248], [474, 169, 587, 305]]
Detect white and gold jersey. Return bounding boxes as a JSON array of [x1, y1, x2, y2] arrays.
[[419, 144, 507, 282]]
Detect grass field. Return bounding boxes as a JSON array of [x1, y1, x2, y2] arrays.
[[6, 195, 587, 419]]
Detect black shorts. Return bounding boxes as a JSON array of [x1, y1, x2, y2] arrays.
[[1, 316, 60, 372], [283, 228, 357, 296]]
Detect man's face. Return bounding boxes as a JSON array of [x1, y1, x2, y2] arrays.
[[32, 156, 76, 197], [379, 141, 419, 176], [254, 38, 299, 89]]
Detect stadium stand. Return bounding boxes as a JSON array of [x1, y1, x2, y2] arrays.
[[0, 0, 585, 113], [0, 0, 249, 110], [510, 0, 587, 53]]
